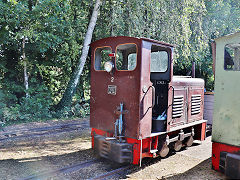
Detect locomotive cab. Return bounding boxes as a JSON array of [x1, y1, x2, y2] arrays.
[[90, 36, 207, 165]]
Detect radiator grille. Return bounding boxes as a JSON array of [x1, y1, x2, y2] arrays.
[[191, 94, 201, 115], [172, 96, 184, 118]]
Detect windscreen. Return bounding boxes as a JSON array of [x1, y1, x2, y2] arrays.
[[150, 45, 169, 73], [224, 43, 240, 71], [116, 43, 137, 71], [94, 46, 112, 71]]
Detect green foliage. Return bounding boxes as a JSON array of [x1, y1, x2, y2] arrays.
[[0, 0, 240, 125], [53, 99, 90, 119], [0, 85, 51, 123]]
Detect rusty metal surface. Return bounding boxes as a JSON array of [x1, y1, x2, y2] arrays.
[[139, 40, 174, 137], [93, 134, 133, 163], [90, 37, 142, 139], [138, 44, 153, 138], [204, 94, 214, 125], [90, 36, 204, 140], [171, 77, 204, 128]]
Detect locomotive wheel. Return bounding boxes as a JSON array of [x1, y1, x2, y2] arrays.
[[185, 136, 194, 147], [159, 143, 169, 158], [173, 140, 182, 151]]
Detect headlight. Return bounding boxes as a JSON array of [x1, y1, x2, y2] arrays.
[[104, 61, 114, 72]]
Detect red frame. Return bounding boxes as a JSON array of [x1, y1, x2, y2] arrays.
[[91, 128, 156, 165], [92, 123, 206, 165], [212, 142, 240, 171]]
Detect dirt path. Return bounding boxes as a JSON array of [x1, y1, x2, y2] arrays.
[[0, 118, 225, 180]]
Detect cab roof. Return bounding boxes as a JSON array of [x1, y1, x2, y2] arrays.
[[214, 31, 240, 42], [90, 36, 176, 48]]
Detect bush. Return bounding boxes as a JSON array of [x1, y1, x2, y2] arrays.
[[52, 99, 90, 119], [0, 84, 90, 126], [0, 85, 53, 125], [71, 101, 90, 117]]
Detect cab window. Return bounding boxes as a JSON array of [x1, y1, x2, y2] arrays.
[[94, 47, 112, 71], [151, 45, 168, 72], [224, 44, 240, 71], [116, 43, 137, 71]]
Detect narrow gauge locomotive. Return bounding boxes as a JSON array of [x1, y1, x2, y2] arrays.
[[90, 36, 207, 165], [211, 32, 240, 179]]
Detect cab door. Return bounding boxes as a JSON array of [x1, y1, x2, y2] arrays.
[[140, 41, 173, 137]]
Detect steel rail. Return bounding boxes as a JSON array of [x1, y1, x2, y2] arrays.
[[0, 123, 87, 142], [1, 122, 83, 136], [0, 127, 81, 142], [20, 159, 99, 180], [90, 165, 132, 180]]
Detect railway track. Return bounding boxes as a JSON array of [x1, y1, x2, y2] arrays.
[[0, 122, 89, 142], [90, 165, 132, 180], [20, 156, 164, 180], [0, 120, 155, 179], [20, 159, 98, 180], [20, 158, 131, 180], [19, 153, 165, 180]]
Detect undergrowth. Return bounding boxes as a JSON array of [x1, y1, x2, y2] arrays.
[[0, 88, 90, 127]]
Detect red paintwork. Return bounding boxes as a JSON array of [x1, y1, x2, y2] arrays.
[[91, 128, 113, 148], [126, 138, 141, 164], [200, 122, 206, 141], [212, 142, 240, 171], [90, 37, 142, 139], [91, 128, 105, 148], [92, 128, 154, 165], [92, 125, 206, 165]]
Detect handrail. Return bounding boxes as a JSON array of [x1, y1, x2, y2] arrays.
[[144, 85, 155, 108]]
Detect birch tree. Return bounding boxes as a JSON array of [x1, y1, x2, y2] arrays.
[[56, 0, 101, 111], [22, 36, 29, 98]]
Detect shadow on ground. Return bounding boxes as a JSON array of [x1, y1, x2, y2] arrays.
[[0, 136, 93, 180], [161, 158, 226, 180], [0, 143, 226, 180]]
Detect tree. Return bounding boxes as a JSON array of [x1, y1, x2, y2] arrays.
[[56, 0, 101, 111], [0, 0, 92, 122], [1, 0, 240, 124], [22, 36, 29, 98]]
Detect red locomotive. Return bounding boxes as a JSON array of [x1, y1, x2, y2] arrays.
[[90, 36, 207, 165]]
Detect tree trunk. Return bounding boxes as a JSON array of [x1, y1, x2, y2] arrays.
[[56, 0, 101, 111], [22, 37, 29, 98]]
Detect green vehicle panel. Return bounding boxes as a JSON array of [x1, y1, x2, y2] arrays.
[[212, 32, 240, 147]]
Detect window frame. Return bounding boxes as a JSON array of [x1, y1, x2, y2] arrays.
[[115, 43, 138, 71], [94, 46, 113, 71], [224, 43, 240, 71], [150, 45, 170, 73]]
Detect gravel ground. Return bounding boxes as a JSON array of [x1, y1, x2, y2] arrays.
[[125, 138, 225, 180], [0, 118, 226, 180]]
